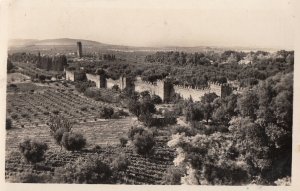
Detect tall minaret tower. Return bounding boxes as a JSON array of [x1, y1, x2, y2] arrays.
[[77, 41, 83, 58]]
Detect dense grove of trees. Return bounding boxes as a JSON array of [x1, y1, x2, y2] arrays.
[[37, 54, 68, 71], [167, 72, 293, 185], [101, 54, 116, 61], [144, 50, 293, 87], [8, 52, 68, 71], [68, 50, 293, 89]]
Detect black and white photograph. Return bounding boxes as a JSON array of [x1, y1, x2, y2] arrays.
[[1, 0, 299, 189]]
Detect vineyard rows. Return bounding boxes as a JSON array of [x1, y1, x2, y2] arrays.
[[6, 145, 175, 184]]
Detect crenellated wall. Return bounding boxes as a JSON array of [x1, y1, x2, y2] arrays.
[[106, 77, 127, 90], [66, 71, 233, 101], [86, 73, 105, 88], [134, 77, 164, 98], [173, 85, 212, 101]]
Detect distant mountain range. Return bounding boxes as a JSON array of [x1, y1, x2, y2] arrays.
[[8, 38, 281, 53], [9, 38, 121, 49]]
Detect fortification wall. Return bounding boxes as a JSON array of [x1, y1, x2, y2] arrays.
[[106, 77, 127, 90], [65, 70, 85, 81], [134, 77, 165, 100], [208, 83, 222, 97], [107, 78, 120, 89], [86, 73, 102, 88], [66, 71, 233, 100], [174, 85, 211, 101], [65, 70, 75, 81]]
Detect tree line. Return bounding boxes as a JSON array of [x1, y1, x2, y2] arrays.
[[8, 52, 68, 71]]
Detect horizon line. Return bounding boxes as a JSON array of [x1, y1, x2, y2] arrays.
[[8, 37, 294, 51]]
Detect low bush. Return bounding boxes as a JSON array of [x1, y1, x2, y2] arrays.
[[19, 138, 48, 163], [127, 126, 145, 141], [54, 156, 112, 184], [61, 132, 86, 151], [162, 165, 185, 185], [111, 153, 130, 171], [119, 136, 128, 147], [133, 129, 155, 155], [99, 106, 114, 119], [48, 115, 74, 148], [53, 127, 69, 146]]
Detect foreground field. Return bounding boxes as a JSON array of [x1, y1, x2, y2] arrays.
[[6, 118, 136, 151], [6, 81, 175, 184]]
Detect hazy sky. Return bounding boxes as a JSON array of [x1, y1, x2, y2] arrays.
[[7, 0, 295, 49]]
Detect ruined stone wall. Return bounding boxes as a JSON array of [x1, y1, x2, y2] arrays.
[[208, 82, 222, 97], [86, 73, 102, 88], [173, 85, 212, 101], [65, 70, 85, 81], [66, 71, 232, 100], [134, 77, 165, 100], [173, 83, 231, 101], [133, 77, 232, 102], [106, 77, 127, 90]]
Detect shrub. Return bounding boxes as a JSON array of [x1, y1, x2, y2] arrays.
[[80, 106, 87, 111], [151, 94, 162, 104], [8, 172, 52, 183], [119, 136, 128, 147], [138, 113, 153, 127], [52, 110, 59, 115], [6, 118, 12, 130], [99, 106, 114, 119], [53, 128, 69, 146], [54, 156, 112, 184], [162, 166, 185, 185], [61, 132, 86, 151], [111, 153, 130, 171], [133, 129, 155, 155], [19, 139, 48, 163], [127, 126, 145, 141], [48, 116, 73, 148]]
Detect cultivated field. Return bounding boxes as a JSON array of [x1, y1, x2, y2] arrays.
[[6, 80, 175, 184]]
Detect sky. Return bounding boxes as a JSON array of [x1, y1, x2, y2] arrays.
[[6, 0, 296, 49]]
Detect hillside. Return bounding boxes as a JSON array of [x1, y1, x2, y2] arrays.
[[8, 38, 279, 53]]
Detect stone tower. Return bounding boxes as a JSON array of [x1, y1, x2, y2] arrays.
[[77, 41, 83, 58], [157, 80, 173, 102]]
